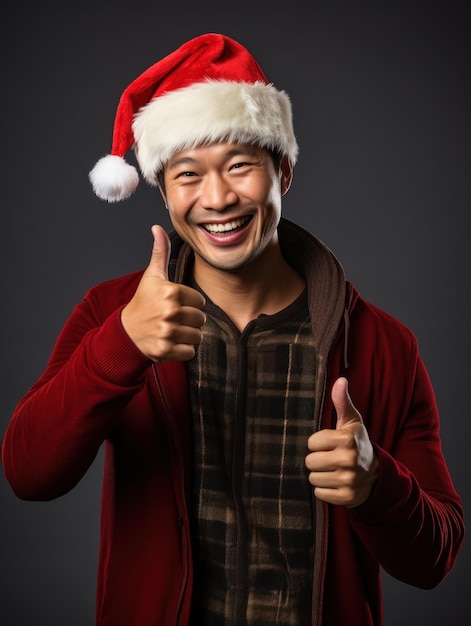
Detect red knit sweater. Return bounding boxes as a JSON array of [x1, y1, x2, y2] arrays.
[[2, 221, 464, 625]]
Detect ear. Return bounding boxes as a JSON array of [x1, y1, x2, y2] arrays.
[[156, 179, 169, 210], [280, 156, 293, 196]]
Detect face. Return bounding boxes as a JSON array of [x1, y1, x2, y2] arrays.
[[160, 142, 292, 275]]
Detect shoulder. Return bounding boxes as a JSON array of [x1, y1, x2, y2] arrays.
[[347, 282, 418, 358], [342, 284, 423, 423], [81, 269, 145, 317]]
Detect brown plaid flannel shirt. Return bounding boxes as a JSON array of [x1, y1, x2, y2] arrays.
[[187, 288, 318, 625]]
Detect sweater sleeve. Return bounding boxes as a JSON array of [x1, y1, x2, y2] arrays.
[[347, 352, 465, 589], [1, 288, 152, 501]]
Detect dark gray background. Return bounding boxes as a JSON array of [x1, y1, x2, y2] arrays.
[[1, 1, 469, 624]]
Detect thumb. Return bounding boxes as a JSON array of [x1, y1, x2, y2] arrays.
[[147, 224, 170, 280], [331, 377, 363, 430]]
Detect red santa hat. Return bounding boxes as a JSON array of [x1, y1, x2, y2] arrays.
[[89, 33, 299, 202]]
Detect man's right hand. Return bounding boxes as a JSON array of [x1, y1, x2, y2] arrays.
[[121, 225, 206, 362]]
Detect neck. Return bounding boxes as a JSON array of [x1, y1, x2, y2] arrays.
[[193, 240, 305, 332]]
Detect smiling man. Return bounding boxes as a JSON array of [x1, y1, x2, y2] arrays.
[[151, 142, 303, 331], [2, 33, 464, 626]]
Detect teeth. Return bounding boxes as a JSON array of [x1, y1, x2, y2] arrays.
[[204, 218, 248, 233]]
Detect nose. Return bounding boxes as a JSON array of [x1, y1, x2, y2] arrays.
[[200, 172, 238, 211]]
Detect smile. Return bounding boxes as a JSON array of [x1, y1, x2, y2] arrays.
[[202, 216, 251, 234]]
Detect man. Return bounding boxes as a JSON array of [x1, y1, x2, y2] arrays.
[[1, 33, 464, 626]]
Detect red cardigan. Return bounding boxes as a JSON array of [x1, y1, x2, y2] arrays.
[[2, 224, 464, 626]]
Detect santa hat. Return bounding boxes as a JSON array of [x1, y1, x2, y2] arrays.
[[89, 33, 298, 202]]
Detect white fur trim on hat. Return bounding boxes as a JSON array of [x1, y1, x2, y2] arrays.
[[132, 80, 298, 185]]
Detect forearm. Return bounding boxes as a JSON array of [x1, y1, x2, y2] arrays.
[[2, 309, 151, 500], [348, 445, 465, 588]]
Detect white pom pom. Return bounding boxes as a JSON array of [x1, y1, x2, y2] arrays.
[[89, 155, 139, 202]]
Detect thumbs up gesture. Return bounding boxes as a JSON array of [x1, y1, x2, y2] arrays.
[[121, 225, 206, 362], [305, 377, 379, 508]]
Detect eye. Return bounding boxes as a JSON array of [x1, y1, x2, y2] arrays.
[[175, 170, 197, 180], [230, 161, 248, 171]]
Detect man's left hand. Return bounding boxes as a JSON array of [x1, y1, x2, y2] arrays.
[[305, 377, 379, 508]]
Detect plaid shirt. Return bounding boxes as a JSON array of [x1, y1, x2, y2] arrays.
[[187, 288, 318, 625]]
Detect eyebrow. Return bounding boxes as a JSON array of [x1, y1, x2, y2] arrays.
[[167, 156, 198, 170], [167, 146, 259, 171]]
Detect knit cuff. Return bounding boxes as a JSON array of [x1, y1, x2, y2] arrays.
[[91, 307, 153, 386]]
